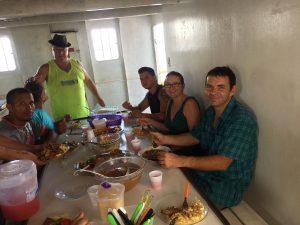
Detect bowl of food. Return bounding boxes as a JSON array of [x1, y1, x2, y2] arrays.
[[93, 156, 145, 191], [91, 133, 121, 152], [138, 146, 171, 161]]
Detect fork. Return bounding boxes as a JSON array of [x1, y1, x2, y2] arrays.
[[182, 181, 189, 209], [169, 217, 177, 225]]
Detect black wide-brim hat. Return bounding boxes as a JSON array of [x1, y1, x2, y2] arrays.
[[48, 34, 71, 48]]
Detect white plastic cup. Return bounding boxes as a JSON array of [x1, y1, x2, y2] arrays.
[[81, 124, 89, 135], [149, 170, 163, 190], [87, 185, 99, 207], [87, 129, 95, 142], [124, 128, 133, 142], [131, 138, 142, 153], [93, 118, 106, 131]]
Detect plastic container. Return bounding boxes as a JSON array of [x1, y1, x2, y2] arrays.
[[0, 160, 39, 221], [88, 114, 122, 128], [92, 118, 107, 131], [97, 182, 125, 220]]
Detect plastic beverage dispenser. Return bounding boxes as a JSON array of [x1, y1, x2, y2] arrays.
[[0, 160, 40, 221]]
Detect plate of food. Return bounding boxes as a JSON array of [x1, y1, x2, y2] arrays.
[[138, 146, 170, 161], [132, 127, 150, 138], [39, 143, 70, 162], [93, 125, 123, 136], [42, 215, 72, 225], [156, 193, 208, 225]]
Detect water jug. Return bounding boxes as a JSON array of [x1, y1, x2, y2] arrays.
[[97, 182, 125, 220], [0, 160, 40, 221]]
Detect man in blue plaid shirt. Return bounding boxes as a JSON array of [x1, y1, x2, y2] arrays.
[[152, 66, 258, 208]]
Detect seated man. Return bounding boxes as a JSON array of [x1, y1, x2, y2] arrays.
[[24, 80, 67, 134], [152, 66, 258, 208], [122, 67, 169, 121], [0, 88, 52, 145]]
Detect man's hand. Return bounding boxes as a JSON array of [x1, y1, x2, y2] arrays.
[[122, 101, 134, 110], [98, 98, 105, 107], [55, 117, 68, 134], [71, 212, 90, 225], [22, 151, 46, 166], [130, 109, 143, 118], [158, 152, 184, 168]]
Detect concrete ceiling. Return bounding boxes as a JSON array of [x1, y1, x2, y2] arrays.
[[0, 0, 192, 27]]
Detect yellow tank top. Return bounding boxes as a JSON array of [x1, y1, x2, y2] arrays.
[[47, 59, 89, 121]]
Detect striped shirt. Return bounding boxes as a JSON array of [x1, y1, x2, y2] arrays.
[[190, 97, 258, 207]]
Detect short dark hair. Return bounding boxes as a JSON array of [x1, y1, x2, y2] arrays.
[[166, 71, 185, 85], [24, 81, 44, 104], [138, 67, 155, 76], [206, 66, 236, 89], [6, 88, 31, 104]]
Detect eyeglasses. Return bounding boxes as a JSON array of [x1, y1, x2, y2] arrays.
[[164, 82, 182, 88]]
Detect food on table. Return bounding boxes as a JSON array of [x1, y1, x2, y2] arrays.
[[42, 216, 72, 225], [69, 120, 81, 129], [142, 149, 165, 161], [96, 109, 114, 114], [39, 144, 69, 161], [93, 126, 122, 136], [161, 199, 206, 225], [97, 133, 120, 145], [133, 127, 149, 138], [100, 162, 140, 177]]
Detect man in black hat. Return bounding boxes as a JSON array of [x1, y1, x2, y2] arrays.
[[34, 34, 105, 122]]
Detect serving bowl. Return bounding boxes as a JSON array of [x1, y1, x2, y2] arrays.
[[91, 133, 121, 152], [93, 156, 145, 191]]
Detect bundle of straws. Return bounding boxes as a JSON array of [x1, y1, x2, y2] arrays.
[[107, 190, 154, 225]]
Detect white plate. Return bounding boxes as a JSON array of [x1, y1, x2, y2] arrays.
[[155, 193, 208, 225], [138, 146, 170, 161]]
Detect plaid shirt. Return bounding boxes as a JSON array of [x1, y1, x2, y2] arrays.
[[190, 97, 258, 207]]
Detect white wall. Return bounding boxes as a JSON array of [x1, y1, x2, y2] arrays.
[[161, 1, 300, 225], [0, 25, 51, 96], [119, 16, 156, 107]]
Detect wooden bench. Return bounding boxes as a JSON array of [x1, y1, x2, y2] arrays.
[[221, 201, 269, 225]]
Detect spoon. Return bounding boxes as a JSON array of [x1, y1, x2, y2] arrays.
[[54, 190, 84, 200], [73, 167, 130, 177], [73, 169, 104, 177]]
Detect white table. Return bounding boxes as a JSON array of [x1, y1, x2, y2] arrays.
[[27, 121, 229, 225]]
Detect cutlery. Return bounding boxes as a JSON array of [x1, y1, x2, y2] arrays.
[[73, 166, 130, 177], [169, 217, 177, 225], [182, 181, 189, 209]]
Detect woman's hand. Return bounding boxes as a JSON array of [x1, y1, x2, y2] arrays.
[[151, 131, 167, 146], [139, 118, 153, 126]]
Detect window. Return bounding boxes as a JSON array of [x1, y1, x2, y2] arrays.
[[153, 23, 167, 84], [0, 36, 16, 72], [91, 28, 119, 61]]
